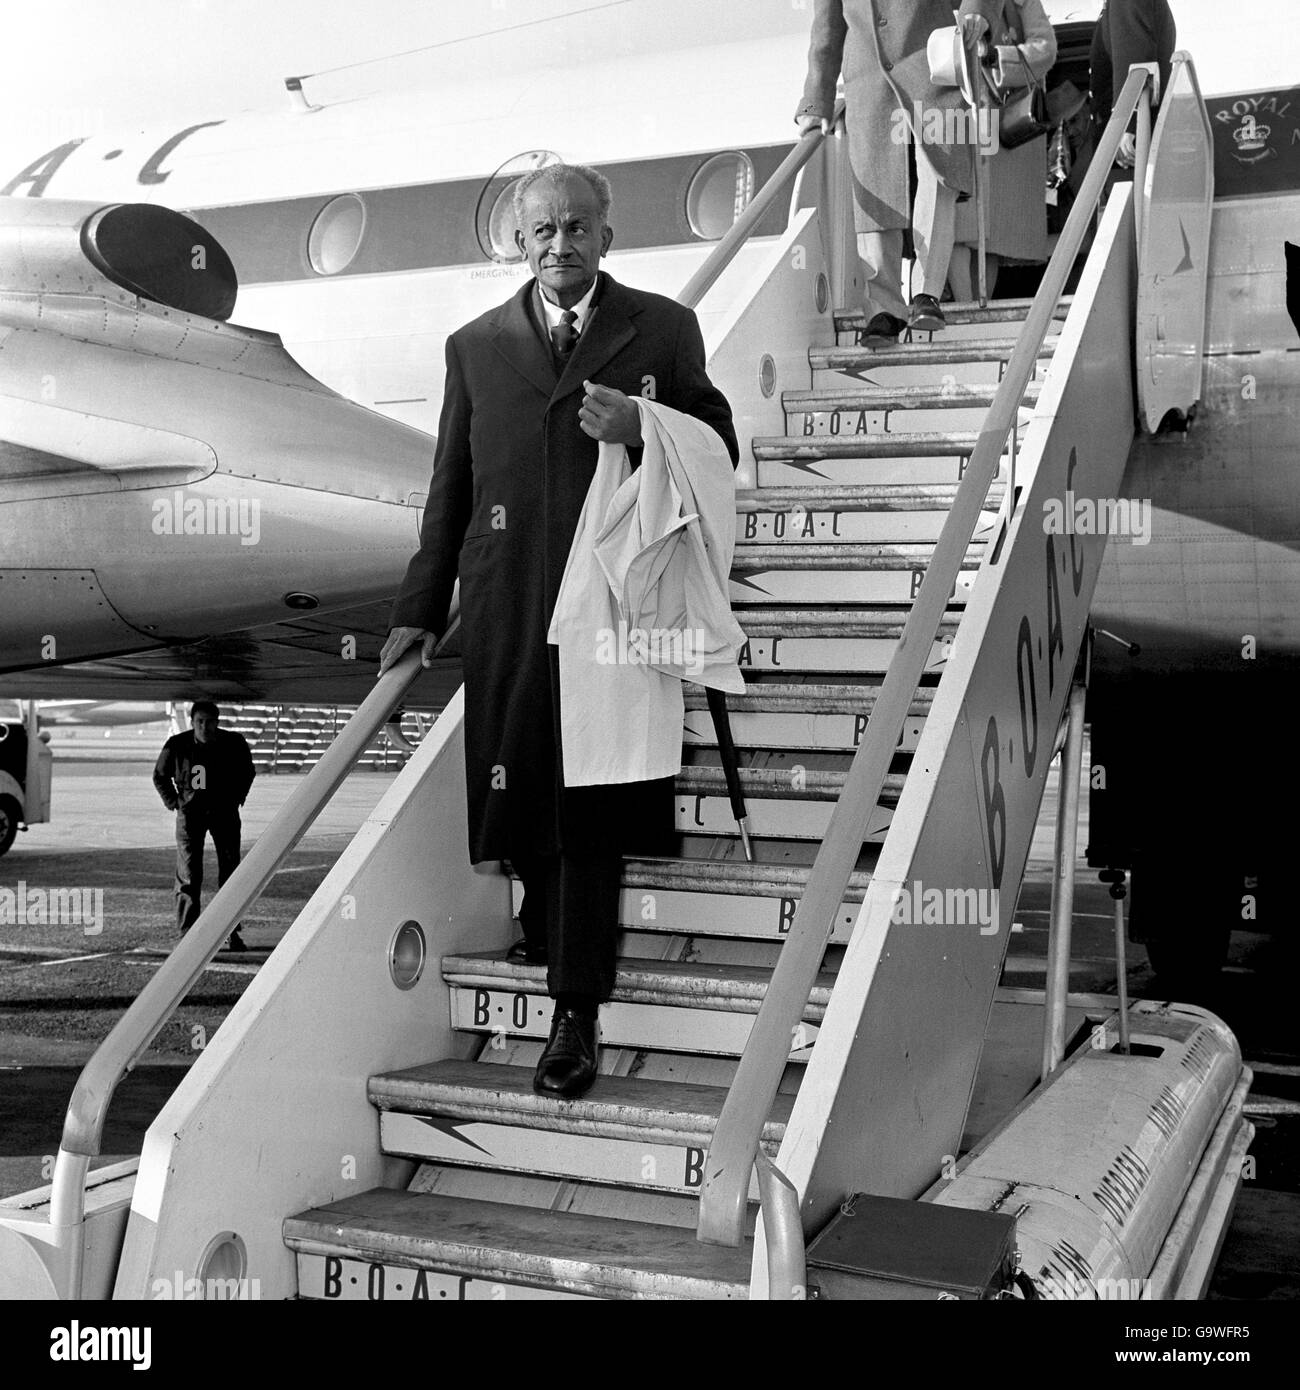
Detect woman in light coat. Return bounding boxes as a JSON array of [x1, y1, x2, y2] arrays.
[[795, 0, 990, 341], [949, 0, 1057, 302]]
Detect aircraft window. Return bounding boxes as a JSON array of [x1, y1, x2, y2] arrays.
[[686, 152, 755, 240], [475, 150, 562, 263], [487, 180, 526, 262], [307, 193, 366, 275]]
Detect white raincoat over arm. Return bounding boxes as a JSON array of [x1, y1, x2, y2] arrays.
[[547, 396, 747, 787]]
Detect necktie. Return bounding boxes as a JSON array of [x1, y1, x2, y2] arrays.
[[551, 309, 578, 359]]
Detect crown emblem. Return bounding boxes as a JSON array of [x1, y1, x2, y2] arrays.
[[1233, 115, 1270, 151]]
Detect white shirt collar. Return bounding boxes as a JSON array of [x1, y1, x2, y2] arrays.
[[538, 277, 598, 333]]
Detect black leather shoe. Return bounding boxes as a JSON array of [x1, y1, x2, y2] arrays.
[[534, 1007, 598, 1099], [857, 312, 907, 347], [506, 938, 548, 965], [225, 929, 249, 952], [908, 294, 946, 332]]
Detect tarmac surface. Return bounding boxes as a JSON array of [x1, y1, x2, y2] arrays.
[[0, 721, 1295, 1298]]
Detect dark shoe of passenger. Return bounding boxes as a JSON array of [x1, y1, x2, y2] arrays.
[[908, 294, 946, 332], [225, 929, 249, 952], [506, 938, 548, 965], [857, 312, 908, 347], [533, 1007, 598, 1099]]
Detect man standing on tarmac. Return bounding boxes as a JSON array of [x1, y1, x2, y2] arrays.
[[152, 700, 255, 951]]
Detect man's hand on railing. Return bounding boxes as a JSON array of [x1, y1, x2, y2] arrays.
[[378, 626, 438, 675], [795, 113, 831, 137], [1116, 131, 1138, 169]]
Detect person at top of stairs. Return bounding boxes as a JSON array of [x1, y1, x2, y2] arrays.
[[379, 164, 738, 1103], [795, 0, 1000, 344], [948, 0, 1058, 304]]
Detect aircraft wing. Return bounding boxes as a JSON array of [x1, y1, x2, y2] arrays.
[[0, 598, 461, 708], [1, 197, 449, 704]]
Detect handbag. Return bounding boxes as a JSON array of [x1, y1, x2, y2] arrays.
[[998, 68, 1051, 148]]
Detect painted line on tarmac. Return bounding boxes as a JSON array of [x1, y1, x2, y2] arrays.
[[0, 943, 102, 959], [119, 955, 259, 977], [33, 951, 117, 967]]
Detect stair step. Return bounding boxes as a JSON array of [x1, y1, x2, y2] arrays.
[[736, 608, 958, 674], [752, 429, 983, 461], [616, 854, 868, 938], [785, 382, 1041, 414], [809, 335, 1058, 374], [675, 764, 897, 840], [683, 679, 932, 752], [369, 1062, 792, 1194], [444, 954, 831, 1056], [284, 1188, 753, 1299], [833, 295, 1068, 330], [676, 763, 901, 802], [738, 483, 1003, 511], [785, 386, 1038, 439], [685, 678, 934, 715], [730, 543, 979, 606], [735, 485, 1002, 545]]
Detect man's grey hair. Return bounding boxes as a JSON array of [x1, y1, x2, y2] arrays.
[[512, 163, 613, 228]]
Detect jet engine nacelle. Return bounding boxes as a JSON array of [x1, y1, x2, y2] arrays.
[[0, 196, 237, 320]]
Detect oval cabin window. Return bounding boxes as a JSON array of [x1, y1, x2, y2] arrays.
[[307, 193, 366, 275], [475, 150, 564, 264], [686, 152, 755, 240], [487, 180, 526, 262]]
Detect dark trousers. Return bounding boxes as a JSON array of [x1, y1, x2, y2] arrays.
[[175, 803, 242, 934], [511, 851, 623, 1003]]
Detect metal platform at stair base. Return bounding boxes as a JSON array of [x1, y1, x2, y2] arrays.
[[928, 1000, 1252, 1303]]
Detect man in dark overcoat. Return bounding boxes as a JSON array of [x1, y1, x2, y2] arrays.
[[795, 0, 1002, 341], [152, 699, 255, 952], [1090, 0, 1175, 169], [380, 164, 737, 1100]]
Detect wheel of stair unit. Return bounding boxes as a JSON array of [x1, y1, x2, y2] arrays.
[[0, 795, 20, 856]]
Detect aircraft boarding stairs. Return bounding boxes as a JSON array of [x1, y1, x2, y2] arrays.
[[0, 59, 1251, 1301], [277, 302, 1062, 1299], [272, 281, 1243, 1297]]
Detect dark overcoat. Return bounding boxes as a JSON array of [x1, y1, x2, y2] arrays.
[[389, 271, 738, 864], [797, 0, 998, 233]]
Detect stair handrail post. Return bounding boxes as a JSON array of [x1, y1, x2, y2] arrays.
[[1042, 661, 1088, 1080], [697, 65, 1160, 1248], [45, 641, 439, 1296], [754, 1150, 807, 1300]]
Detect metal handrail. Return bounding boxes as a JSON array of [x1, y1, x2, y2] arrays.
[[46, 636, 449, 1289], [697, 65, 1160, 1247], [678, 101, 845, 312]]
